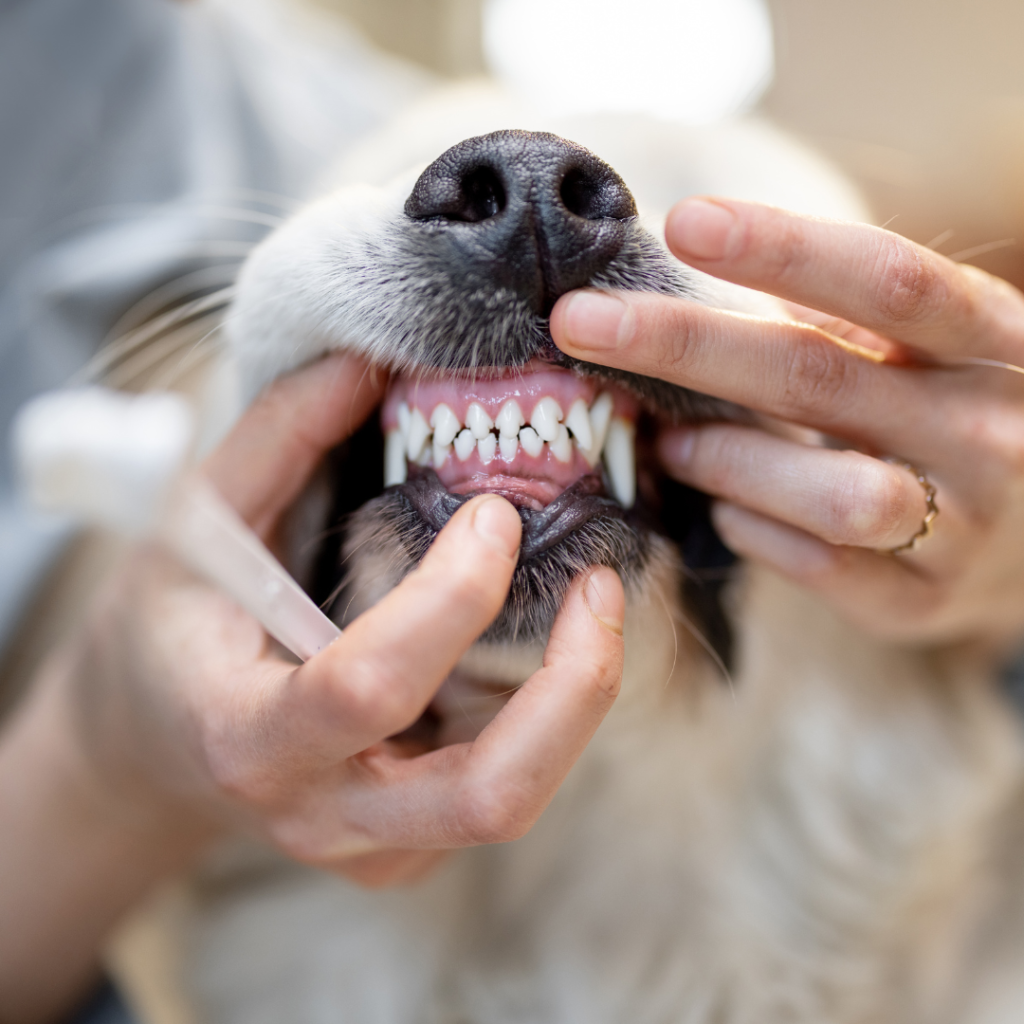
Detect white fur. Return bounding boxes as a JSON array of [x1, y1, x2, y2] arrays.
[[121, 86, 1024, 1023]]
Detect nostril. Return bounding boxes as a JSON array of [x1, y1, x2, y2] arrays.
[[559, 165, 634, 221], [459, 166, 507, 222]]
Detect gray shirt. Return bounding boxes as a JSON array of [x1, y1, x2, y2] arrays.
[[0, 0, 424, 654]]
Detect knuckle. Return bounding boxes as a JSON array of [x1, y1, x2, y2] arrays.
[[454, 781, 535, 846], [781, 336, 855, 418], [760, 215, 811, 286], [830, 461, 909, 545], [873, 239, 945, 325]]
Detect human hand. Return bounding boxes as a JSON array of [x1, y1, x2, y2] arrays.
[[70, 352, 626, 885], [551, 198, 1024, 653]]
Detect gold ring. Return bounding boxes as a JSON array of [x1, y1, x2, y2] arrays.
[[880, 458, 939, 555]]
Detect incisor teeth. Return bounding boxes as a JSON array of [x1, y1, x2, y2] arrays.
[[519, 425, 543, 457], [430, 404, 460, 447], [406, 407, 430, 461], [397, 402, 411, 436], [454, 428, 475, 461], [565, 398, 593, 451], [581, 392, 614, 467], [530, 396, 563, 442], [384, 428, 407, 486], [466, 402, 493, 440], [496, 399, 524, 438], [550, 423, 573, 463], [499, 433, 518, 461], [603, 417, 636, 507], [432, 440, 452, 468], [477, 433, 497, 464]]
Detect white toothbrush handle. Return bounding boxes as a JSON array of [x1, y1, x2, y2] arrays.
[[161, 477, 341, 662]]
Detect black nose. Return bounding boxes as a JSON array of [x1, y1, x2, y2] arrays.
[[404, 130, 637, 315]]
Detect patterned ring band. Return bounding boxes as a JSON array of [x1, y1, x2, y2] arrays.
[[880, 458, 939, 556]]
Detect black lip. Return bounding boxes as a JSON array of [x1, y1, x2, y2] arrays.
[[396, 468, 631, 562]]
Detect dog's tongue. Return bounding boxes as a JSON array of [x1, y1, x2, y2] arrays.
[[396, 470, 628, 560]]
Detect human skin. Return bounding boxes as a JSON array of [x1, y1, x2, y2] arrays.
[[552, 197, 1024, 653], [0, 353, 625, 1024]]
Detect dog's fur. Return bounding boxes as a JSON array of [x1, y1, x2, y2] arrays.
[[111, 86, 1024, 1023]]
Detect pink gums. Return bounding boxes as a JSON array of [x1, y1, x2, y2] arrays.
[[381, 363, 638, 511]]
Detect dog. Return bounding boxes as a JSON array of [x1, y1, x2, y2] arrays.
[[107, 85, 1024, 1024]]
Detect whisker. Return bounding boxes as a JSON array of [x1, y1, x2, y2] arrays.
[[947, 238, 1016, 263]]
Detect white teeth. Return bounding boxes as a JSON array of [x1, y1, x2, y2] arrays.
[[603, 417, 636, 508], [466, 402, 493, 440], [550, 423, 573, 463], [415, 445, 433, 466], [565, 398, 593, 451], [432, 440, 452, 468], [430, 403, 460, 447], [397, 402, 411, 436], [454, 427, 475, 461], [496, 399, 525, 438], [581, 392, 614, 467], [477, 433, 497, 464], [519, 425, 543, 458], [406, 406, 431, 462], [499, 433, 518, 461], [530, 396, 563, 442], [384, 428, 407, 486]]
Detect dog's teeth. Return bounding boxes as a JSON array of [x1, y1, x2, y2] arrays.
[[397, 401, 411, 437], [454, 428, 476, 461], [565, 398, 593, 451], [383, 428, 407, 486], [466, 402, 493, 440], [477, 433, 497, 464], [581, 392, 614, 467], [550, 423, 573, 463], [499, 433, 518, 461], [415, 445, 433, 466], [604, 417, 636, 507], [518, 425, 543, 457], [432, 440, 452, 468], [530, 396, 563, 443], [406, 407, 431, 461], [496, 399, 525, 438], [430, 404, 460, 447]]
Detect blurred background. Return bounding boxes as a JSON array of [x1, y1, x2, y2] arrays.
[[308, 0, 1024, 288]]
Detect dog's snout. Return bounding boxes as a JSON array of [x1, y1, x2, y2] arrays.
[[405, 130, 637, 314]]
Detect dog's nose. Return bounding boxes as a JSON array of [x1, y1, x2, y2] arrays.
[[404, 130, 637, 314]]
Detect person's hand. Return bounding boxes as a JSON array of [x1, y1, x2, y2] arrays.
[[551, 197, 1024, 653], [0, 353, 624, 1021]]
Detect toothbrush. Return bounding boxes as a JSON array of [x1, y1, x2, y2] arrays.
[[12, 387, 341, 662]]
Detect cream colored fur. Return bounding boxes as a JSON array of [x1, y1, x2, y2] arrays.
[[109, 85, 1024, 1023]]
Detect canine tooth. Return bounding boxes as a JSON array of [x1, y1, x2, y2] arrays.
[[581, 392, 614, 467], [430, 404, 460, 447], [432, 441, 452, 468], [496, 399, 525, 438], [603, 417, 636, 507], [550, 423, 573, 463], [406, 407, 431, 461], [519, 425, 543, 458], [565, 398, 593, 450], [454, 428, 476, 461], [384, 428, 407, 486], [477, 433, 497, 464], [499, 433, 519, 461], [466, 402, 494, 440]]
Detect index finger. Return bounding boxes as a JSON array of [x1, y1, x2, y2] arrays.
[[203, 352, 385, 536], [664, 198, 1024, 363]]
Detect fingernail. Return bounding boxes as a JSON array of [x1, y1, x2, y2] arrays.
[[667, 199, 739, 261], [659, 427, 696, 469], [584, 568, 625, 635], [471, 495, 522, 559], [560, 290, 630, 352]]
